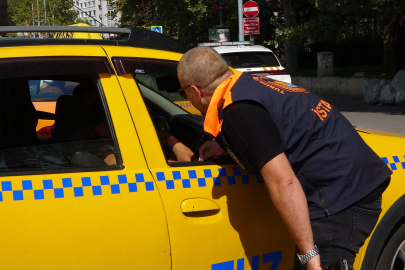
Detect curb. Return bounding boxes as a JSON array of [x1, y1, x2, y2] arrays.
[[291, 77, 382, 99]]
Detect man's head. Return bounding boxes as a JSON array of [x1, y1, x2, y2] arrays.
[[177, 47, 230, 115]]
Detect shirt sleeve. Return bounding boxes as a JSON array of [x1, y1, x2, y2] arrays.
[[222, 101, 284, 172]]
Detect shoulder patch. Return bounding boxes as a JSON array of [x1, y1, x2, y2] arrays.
[[253, 76, 309, 94]]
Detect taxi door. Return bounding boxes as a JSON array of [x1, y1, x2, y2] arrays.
[[105, 46, 295, 270], [0, 46, 170, 269]]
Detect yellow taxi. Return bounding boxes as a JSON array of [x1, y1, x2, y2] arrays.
[[0, 26, 402, 270]]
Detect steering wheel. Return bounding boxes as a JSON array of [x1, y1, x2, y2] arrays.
[[152, 116, 176, 160], [153, 116, 171, 133]]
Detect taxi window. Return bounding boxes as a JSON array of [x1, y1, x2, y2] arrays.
[[0, 57, 121, 175], [112, 57, 188, 102], [113, 57, 236, 166], [221, 51, 279, 68]]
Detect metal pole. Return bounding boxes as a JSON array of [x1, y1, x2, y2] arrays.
[[43, 0, 48, 37], [238, 0, 243, 41], [43, 0, 47, 25], [32, 2, 35, 26], [32, 2, 35, 38], [219, 0, 223, 26], [36, 0, 40, 26]]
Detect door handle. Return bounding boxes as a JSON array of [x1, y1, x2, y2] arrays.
[[181, 198, 220, 213]]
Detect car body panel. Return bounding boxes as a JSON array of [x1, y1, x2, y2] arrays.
[[33, 101, 56, 135], [103, 45, 296, 270], [0, 46, 171, 270], [354, 130, 405, 269]]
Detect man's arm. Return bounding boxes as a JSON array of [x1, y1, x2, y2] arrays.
[[167, 135, 197, 162], [260, 152, 321, 270]]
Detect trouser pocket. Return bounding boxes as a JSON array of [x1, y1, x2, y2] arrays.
[[350, 199, 382, 252]]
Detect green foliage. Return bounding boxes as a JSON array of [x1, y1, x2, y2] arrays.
[[75, 18, 91, 25], [114, 0, 281, 48], [8, 0, 79, 26]]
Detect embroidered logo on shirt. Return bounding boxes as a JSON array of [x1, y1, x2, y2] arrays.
[[311, 100, 332, 121], [253, 76, 309, 94]]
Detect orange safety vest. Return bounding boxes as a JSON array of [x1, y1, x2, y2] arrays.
[[204, 71, 243, 137]]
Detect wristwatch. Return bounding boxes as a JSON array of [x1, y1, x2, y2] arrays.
[[297, 245, 319, 265]]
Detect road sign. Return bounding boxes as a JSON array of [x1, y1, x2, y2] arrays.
[[151, 26, 163, 34], [243, 1, 259, 17], [208, 28, 218, 41], [243, 17, 260, 35]]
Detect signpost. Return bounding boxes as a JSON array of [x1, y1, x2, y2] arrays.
[[243, 1, 259, 18], [243, 17, 259, 35], [151, 26, 163, 34], [242, 0, 259, 42], [208, 28, 218, 41]]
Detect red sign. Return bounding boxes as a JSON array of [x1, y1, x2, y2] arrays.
[[243, 1, 259, 17], [243, 17, 260, 35]]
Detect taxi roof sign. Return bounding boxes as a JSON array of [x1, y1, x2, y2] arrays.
[[54, 23, 103, 39]]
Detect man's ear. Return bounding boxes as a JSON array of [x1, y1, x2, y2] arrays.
[[189, 85, 202, 101]]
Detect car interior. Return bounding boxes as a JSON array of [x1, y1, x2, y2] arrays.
[[0, 56, 233, 174], [0, 56, 121, 173]]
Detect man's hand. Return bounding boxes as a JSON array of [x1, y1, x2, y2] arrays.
[[172, 142, 197, 161], [199, 140, 227, 161], [306, 255, 322, 270]]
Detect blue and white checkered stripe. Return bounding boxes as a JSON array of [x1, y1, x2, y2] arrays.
[[0, 173, 154, 201], [156, 167, 263, 190], [382, 156, 405, 171]]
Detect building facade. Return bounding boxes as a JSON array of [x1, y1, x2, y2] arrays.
[[74, 0, 121, 28]]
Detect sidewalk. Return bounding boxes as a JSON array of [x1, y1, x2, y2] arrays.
[[322, 96, 405, 136]]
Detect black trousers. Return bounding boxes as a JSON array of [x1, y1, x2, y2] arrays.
[[292, 197, 382, 270], [393, 45, 405, 71]]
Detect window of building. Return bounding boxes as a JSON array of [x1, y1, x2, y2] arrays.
[[93, 10, 96, 16], [92, 1, 95, 7], [84, 2, 86, 7], [80, 3, 82, 8], [0, 57, 121, 174]]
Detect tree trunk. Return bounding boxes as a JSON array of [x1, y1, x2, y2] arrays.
[[381, 3, 397, 69], [383, 27, 396, 69], [280, 0, 298, 72]]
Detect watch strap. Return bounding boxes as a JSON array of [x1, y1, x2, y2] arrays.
[[297, 245, 319, 265]]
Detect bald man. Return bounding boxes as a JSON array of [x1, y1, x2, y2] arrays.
[[177, 47, 391, 270]]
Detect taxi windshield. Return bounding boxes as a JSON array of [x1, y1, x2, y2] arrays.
[[221, 51, 280, 68]]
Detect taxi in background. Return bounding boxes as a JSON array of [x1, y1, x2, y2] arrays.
[[199, 41, 292, 84], [0, 26, 403, 270]]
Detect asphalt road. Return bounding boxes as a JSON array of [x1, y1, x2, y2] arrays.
[[321, 96, 405, 135]]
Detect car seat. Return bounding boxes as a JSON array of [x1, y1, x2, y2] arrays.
[[53, 95, 94, 143], [0, 78, 39, 150]]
